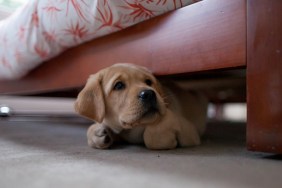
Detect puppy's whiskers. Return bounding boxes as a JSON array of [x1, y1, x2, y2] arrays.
[[161, 94, 172, 105]]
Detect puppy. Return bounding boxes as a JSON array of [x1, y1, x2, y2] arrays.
[[75, 63, 208, 149]]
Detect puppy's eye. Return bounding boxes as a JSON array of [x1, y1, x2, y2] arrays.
[[113, 81, 125, 90], [145, 79, 152, 86]]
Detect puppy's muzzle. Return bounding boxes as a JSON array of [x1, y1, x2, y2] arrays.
[[139, 89, 156, 104], [138, 89, 159, 115]]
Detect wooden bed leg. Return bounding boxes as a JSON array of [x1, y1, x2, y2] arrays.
[[247, 0, 282, 154]]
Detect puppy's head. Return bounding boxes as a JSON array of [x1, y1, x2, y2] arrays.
[[75, 63, 167, 132]]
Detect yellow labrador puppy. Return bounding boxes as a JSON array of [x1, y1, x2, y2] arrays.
[[75, 63, 208, 149]]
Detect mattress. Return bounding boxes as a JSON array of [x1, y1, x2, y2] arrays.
[[0, 0, 200, 80]]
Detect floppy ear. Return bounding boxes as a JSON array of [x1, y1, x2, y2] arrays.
[[74, 73, 105, 123]]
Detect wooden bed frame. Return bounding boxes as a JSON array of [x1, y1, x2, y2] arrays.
[[0, 0, 281, 154]]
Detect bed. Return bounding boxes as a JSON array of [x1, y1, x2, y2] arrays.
[[0, 0, 281, 154]]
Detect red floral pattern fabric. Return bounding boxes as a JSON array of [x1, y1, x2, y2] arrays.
[[0, 0, 199, 80]]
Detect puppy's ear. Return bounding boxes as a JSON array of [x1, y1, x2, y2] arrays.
[[75, 73, 105, 123]]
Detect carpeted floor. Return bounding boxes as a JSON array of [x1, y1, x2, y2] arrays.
[[0, 118, 281, 188]]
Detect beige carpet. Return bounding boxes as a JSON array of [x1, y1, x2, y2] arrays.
[[0, 118, 281, 188]]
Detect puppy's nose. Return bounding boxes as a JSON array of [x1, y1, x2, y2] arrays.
[[138, 89, 156, 104]]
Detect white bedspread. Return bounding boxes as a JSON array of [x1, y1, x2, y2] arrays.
[[0, 0, 199, 80]]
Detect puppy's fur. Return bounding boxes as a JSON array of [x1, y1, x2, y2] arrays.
[[75, 63, 208, 150]]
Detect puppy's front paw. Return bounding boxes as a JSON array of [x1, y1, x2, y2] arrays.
[[87, 124, 113, 149], [144, 126, 177, 150]]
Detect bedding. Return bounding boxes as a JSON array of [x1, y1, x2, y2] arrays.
[[0, 0, 199, 80]]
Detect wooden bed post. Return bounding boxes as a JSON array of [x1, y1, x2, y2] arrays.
[[247, 0, 282, 153]]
